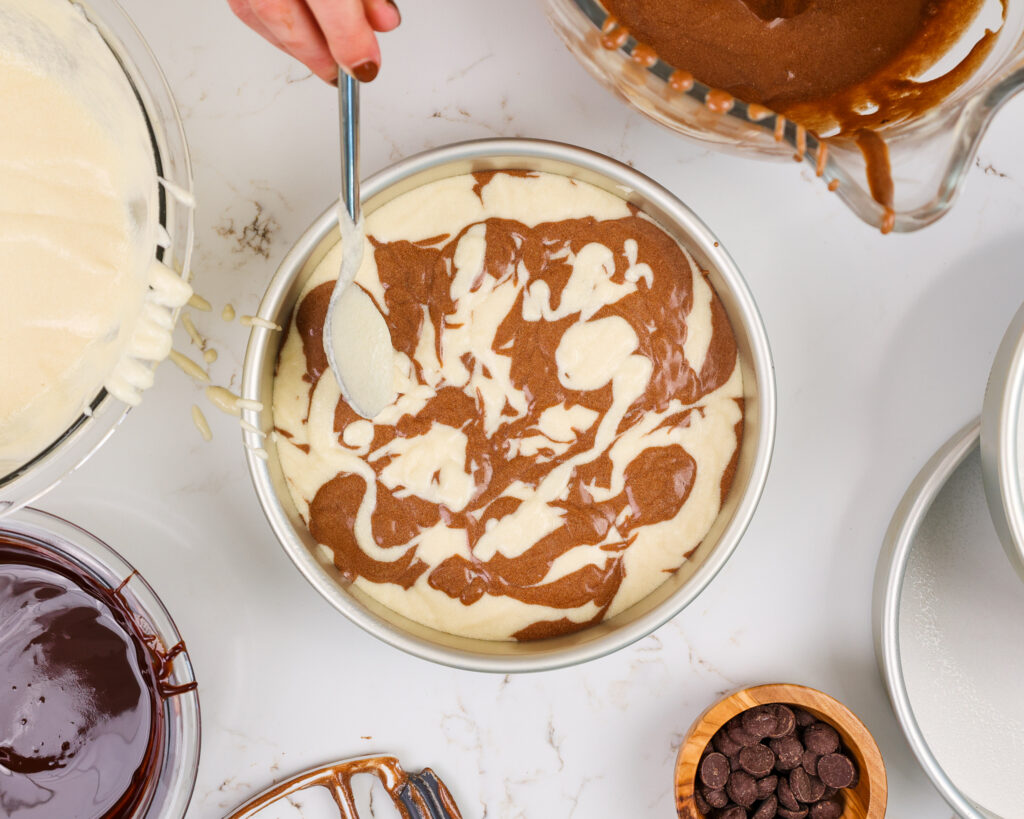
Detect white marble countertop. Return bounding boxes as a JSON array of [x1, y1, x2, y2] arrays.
[[42, 1, 1024, 816]]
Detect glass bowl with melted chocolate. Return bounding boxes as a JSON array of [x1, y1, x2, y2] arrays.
[[543, 0, 1024, 233], [0, 508, 199, 818], [240, 138, 776, 673]]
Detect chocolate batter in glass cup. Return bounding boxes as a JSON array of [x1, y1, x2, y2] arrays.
[[599, 0, 1000, 134], [544, 0, 1024, 231]]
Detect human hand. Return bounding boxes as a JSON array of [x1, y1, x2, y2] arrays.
[[227, 0, 401, 84]]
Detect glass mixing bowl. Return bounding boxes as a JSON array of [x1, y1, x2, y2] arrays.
[[0, 0, 194, 517], [1, 507, 201, 818], [543, 0, 1024, 232]]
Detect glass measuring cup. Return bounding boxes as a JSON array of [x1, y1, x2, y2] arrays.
[[543, 0, 1024, 232]]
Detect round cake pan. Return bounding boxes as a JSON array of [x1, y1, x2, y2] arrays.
[[241, 137, 776, 673], [980, 299, 1024, 583], [874, 419, 1024, 819], [0, 0, 194, 518], [1, 507, 201, 818]]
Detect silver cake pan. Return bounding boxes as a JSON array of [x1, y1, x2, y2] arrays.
[[240, 138, 776, 673], [980, 299, 1024, 583], [874, 419, 1024, 819]]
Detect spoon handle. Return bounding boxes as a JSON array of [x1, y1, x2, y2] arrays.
[[338, 70, 360, 224]]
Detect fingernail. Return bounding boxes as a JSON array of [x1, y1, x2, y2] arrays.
[[386, 0, 401, 20], [352, 60, 379, 83]]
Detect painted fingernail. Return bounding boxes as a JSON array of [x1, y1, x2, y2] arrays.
[[352, 60, 379, 83]]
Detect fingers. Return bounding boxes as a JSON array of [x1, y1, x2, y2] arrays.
[[243, 0, 339, 83], [362, 0, 401, 33], [228, 0, 402, 84], [226, 0, 283, 48], [305, 0, 382, 81]]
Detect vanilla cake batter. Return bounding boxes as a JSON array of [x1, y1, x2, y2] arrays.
[[273, 171, 743, 640], [0, 0, 191, 474]]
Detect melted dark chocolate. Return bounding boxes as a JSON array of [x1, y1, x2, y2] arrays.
[[0, 536, 168, 818]]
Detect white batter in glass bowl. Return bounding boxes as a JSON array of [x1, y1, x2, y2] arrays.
[[0, 0, 195, 516]]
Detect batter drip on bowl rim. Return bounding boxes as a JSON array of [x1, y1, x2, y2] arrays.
[[273, 170, 743, 641]]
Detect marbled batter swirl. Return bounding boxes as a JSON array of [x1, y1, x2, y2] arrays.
[[273, 171, 743, 640]]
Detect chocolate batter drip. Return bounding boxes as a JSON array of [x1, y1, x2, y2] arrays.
[[471, 169, 538, 202], [0, 536, 191, 818], [296, 175, 742, 639]]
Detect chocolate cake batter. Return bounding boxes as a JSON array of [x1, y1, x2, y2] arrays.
[[0, 536, 177, 818], [600, 0, 1000, 134]]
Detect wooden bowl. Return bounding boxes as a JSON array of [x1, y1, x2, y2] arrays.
[[674, 683, 886, 819]]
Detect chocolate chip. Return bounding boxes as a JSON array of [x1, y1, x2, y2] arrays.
[[778, 777, 800, 811], [727, 718, 763, 748], [714, 728, 744, 757], [704, 787, 729, 809], [700, 752, 731, 789], [807, 778, 826, 803], [809, 800, 843, 819], [706, 703, 859, 819], [788, 768, 812, 803], [770, 736, 803, 771], [790, 768, 826, 803], [727, 771, 759, 808], [739, 745, 776, 778], [767, 705, 796, 738], [816, 753, 855, 789], [803, 723, 839, 755], [752, 795, 778, 819], [742, 705, 779, 740], [694, 788, 711, 815], [756, 775, 778, 800]]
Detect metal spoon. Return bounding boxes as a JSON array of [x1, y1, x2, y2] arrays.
[[322, 71, 396, 418]]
